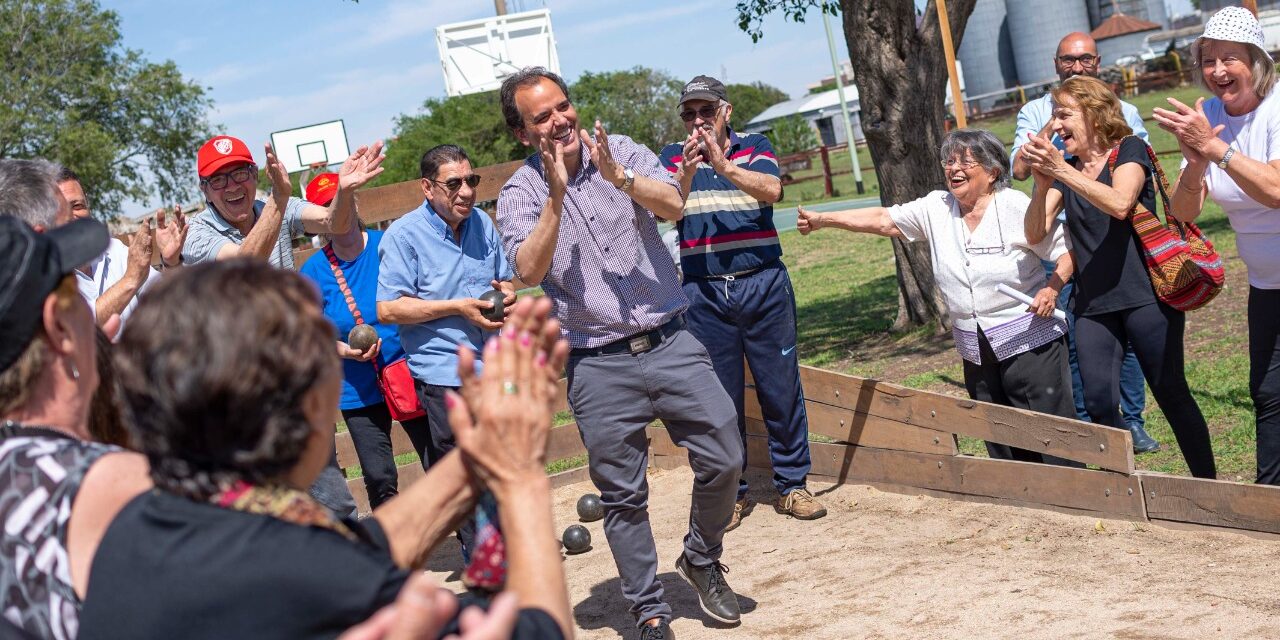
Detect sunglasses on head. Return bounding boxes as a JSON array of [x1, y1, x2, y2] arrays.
[[429, 174, 482, 192], [201, 165, 257, 190]]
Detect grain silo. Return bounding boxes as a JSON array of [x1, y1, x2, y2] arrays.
[[956, 0, 1019, 98], [1007, 0, 1093, 86]]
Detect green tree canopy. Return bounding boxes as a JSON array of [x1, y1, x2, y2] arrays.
[[0, 0, 212, 219], [571, 67, 686, 152], [724, 81, 790, 126], [377, 90, 525, 185], [769, 115, 818, 155]]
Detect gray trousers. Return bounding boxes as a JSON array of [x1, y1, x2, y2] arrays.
[[566, 326, 743, 625]]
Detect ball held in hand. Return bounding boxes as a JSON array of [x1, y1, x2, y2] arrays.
[[348, 324, 379, 353], [479, 289, 505, 323]]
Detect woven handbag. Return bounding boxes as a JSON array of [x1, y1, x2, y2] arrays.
[[1106, 137, 1225, 312]]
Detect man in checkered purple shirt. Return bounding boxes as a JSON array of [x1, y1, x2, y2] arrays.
[[496, 67, 745, 640]]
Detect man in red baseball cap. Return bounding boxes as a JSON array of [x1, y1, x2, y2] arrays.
[[182, 135, 385, 269]]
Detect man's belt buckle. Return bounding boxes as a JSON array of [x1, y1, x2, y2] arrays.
[[627, 335, 653, 354]]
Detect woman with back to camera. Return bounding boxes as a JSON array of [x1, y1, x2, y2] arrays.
[[1153, 6, 1280, 484], [1021, 75, 1216, 478], [797, 129, 1081, 467]]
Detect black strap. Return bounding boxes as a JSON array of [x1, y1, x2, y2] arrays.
[[0, 421, 77, 442], [321, 243, 381, 375]]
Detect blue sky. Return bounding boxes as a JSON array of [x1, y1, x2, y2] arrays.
[[107, 0, 841, 216]]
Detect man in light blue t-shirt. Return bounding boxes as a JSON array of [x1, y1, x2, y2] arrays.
[[376, 144, 515, 464], [1009, 32, 1155, 455]]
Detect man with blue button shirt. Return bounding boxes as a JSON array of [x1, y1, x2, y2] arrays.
[[376, 144, 516, 478], [496, 67, 744, 640], [1010, 32, 1156, 454], [659, 75, 825, 531]]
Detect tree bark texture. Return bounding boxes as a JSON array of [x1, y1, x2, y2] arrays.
[[841, 0, 976, 333]]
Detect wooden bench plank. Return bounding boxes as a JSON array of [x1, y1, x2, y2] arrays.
[[647, 426, 1145, 519], [1139, 472, 1280, 534], [743, 395, 957, 455], [757, 366, 1134, 473]]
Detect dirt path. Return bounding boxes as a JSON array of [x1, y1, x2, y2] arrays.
[[427, 466, 1280, 639]]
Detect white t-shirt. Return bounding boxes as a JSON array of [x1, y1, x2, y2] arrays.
[[1194, 92, 1280, 289], [75, 237, 161, 328], [889, 188, 1069, 364]]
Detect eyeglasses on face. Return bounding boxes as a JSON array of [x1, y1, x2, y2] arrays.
[[1056, 54, 1099, 67], [429, 174, 482, 193], [941, 158, 980, 170], [680, 105, 721, 122], [201, 165, 257, 190]]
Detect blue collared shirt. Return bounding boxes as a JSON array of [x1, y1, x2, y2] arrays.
[[376, 202, 512, 386]]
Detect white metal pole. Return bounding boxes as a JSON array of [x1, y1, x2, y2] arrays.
[[822, 9, 864, 194]]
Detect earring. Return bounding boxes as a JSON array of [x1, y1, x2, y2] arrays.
[[69, 363, 80, 380]]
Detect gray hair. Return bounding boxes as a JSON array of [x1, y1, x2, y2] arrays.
[[499, 66, 572, 132], [0, 159, 62, 228], [1193, 38, 1277, 100], [940, 129, 1010, 191]]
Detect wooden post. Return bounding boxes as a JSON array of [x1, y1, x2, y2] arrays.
[[819, 146, 833, 197], [935, 0, 967, 129], [494, 0, 507, 15], [1243, 0, 1258, 16]]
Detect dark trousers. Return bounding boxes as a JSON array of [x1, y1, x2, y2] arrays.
[[1249, 287, 1280, 485], [962, 331, 1083, 468], [682, 261, 812, 499], [1058, 278, 1147, 425], [1075, 302, 1216, 478], [340, 402, 434, 510], [413, 381, 476, 561]]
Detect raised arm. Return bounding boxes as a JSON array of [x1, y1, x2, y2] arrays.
[[1012, 119, 1055, 182], [217, 144, 290, 261], [1022, 133, 1143, 221], [1025, 171, 1065, 245], [94, 227, 153, 325], [1155, 96, 1280, 211], [510, 139, 568, 285], [372, 451, 478, 569], [700, 110, 782, 203], [581, 122, 683, 221], [796, 205, 901, 237], [301, 141, 386, 235]]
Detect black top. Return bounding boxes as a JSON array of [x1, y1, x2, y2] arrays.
[[1052, 136, 1158, 316], [78, 491, 563, 640]]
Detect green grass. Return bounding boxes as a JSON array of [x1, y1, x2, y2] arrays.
[[781, 82, 1261, 481]]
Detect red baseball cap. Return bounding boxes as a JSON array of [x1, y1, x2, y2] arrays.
[[197, 136, 255, 178], [305, 173, 339, 207]]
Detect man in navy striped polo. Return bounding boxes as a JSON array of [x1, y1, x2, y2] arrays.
[[659, 76, 826, 530]]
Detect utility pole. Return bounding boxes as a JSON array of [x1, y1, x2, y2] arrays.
[[1243, 0, 1258, 16], [935, 0, 967, 128], [495, 0, 507, 16], [822, 9, 865, 195]]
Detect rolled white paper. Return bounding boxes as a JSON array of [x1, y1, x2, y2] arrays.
[[996, 283, 1067, 321]]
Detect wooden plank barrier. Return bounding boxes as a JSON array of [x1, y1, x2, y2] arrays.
[[743, 394, 957, 456], [1138, 472, 1280, 535]]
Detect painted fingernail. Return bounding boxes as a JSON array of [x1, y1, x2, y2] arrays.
[[520, 331, 532, 347], [504, 329, 517, 341], [486, 337, 499, 352], [535, 351, 547, 367], [444, 392, 456, 409]]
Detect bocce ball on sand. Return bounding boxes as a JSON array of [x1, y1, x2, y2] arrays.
[[562, 524, 591, 554], [347, 324, 379, 353], [576, 493, 604, 522]]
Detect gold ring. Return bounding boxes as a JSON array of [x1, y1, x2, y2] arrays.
[[502, 381, 518, 395]]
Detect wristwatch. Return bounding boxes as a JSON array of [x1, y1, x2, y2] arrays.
[[1219, 147, 1235, 170], [620, 167, 635, 193]]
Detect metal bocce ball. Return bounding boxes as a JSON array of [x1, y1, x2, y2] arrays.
[[347, 324, 379, 353], [479, 289, 505, 323], [562, 524, 591, 554], [576, 493, 604, 522]]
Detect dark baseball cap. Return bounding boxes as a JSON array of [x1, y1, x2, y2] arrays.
[[679, 75, 728, 105], [0, 215, 108, 372]]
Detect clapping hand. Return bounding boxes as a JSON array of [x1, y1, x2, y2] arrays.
[[154, 204, 186, 268], [1021, 133, 1067, 180], [263, 143, 292, 208], [1152, 97, 1226, 165], [679, 132, 702, 176], [538, 136, 568, 201], [339, 141, 387, 192], [124, 221, 154, 283], [697, 106, 729, 173], [580, 120, 626, 189]]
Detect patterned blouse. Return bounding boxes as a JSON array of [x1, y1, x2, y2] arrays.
[[0, 425, 117, 639]]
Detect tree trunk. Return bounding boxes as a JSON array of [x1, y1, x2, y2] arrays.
[[841, 0, 976, 333]]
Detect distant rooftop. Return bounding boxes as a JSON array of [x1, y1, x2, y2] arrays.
[[1092, 13, 1161, 40]]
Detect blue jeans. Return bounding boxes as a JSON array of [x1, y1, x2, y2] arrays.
[[1051, 266, 1147, 427]]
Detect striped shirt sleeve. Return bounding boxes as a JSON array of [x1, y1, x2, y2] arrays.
[[658, 143, 683, 175], [744, 135, 780, 178]]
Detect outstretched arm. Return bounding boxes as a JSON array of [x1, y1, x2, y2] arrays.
[[796, 205, 901, 237]]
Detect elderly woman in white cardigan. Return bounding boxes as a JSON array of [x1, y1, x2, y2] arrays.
[[798, 128, 1080, 466]]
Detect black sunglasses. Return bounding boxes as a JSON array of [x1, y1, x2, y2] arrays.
[[679, 105, 721, 122], [429, 174, 482, 192], [201, 165, 257, 190]]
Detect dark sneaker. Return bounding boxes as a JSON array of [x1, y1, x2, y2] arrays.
[[775, 488, 828, 520], [1128, 423, 1161, 454], [639, 620, 674, 640], [675, 554, 741, 624], [725, 498, 752, 532]]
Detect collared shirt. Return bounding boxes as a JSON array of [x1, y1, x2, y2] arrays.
[[888, 188, 1069, 364], [497, 134, 686, 348], [1011, 92, 1149, 172], [657, 129, 781, 277], [75, 237, 161, 327], [376, 203, 512, 386], [182, 197, 307, 268]]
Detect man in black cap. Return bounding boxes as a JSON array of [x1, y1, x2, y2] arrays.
[[659, 76, 825, 531]]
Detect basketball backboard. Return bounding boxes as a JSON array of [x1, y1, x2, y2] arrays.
[[436, 8, 560, 97], [270, 120, 350, 174]]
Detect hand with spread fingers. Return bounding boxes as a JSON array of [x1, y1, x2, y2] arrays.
[[124, 221, 155, 284], [1152, 97, 1227, 165], [579, 120, 626, 189], [339, 141, 388, 192], [538, 136, 569, 202], [155, 204, 187, 268], [699, 106, 730, 173], [450, 296, 569, 489], [264, 143, 292, 209]]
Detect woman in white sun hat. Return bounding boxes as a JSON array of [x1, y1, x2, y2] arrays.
[[1153, 5, 1280, 485]]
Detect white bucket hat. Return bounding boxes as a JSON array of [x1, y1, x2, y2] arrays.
[[1196, 6, 1274, 62]]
